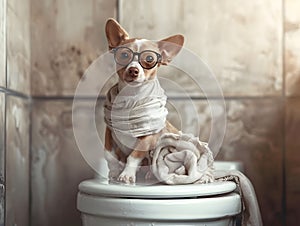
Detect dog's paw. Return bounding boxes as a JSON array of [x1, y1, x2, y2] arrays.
[[104, 150, 124, 182], [108, 169, 121, 181], [198, 174, 214, 184], [118, 169, 136, 184]]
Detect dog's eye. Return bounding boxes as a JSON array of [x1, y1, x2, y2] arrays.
[[139, 51, 159, 69], [114, 47, 133, 66], [145, 55, 154, 63], [121, 52, 129, 59]]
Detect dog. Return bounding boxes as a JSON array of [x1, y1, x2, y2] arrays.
[[104, 18, 184, 184]]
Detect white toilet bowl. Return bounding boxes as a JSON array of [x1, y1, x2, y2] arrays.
[[77, 161, 243, 226]]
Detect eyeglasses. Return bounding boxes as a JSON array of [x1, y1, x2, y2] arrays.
[[112, 47, 162, 69]]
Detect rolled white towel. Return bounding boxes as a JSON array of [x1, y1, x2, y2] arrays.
[[151, 132, 214, 185]]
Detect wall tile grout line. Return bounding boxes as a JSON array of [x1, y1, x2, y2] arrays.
[[3, 89, 6, 226], [28, 95, 33, 226], [31, 95, 283, 101], [281, 0, 287, 225], [0, 87, 31, 100], [3, 2, 7, 223], [116, 0, 120, 22]]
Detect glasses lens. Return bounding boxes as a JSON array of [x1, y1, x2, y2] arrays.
[[114, 47, 133, 66], [140, 51, 159, 69]]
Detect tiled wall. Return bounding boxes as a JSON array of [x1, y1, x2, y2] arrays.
[[7, 0, 31, 95], [29, 1, 117, 226], [31, 100, 95, 226], [1, 0, 300, 226], [285, 1, 300, 225], [1, 0, 31, 226], [120, 0, 283, 97], [0, 93, 4, 226], [6, 96, 30, 226], [0, 1, 6, 225], [30, 0, 117, 96], [117, 1, 286, 226]]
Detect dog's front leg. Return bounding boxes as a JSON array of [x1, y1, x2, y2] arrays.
[[118, 136, 151, 184], [104, 127, 123, 180], [104, 127, 113, 151]]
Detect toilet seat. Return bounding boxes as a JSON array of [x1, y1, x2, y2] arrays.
[[78, 178, 237, 198], [78, 193, 241, 221], [77, 162, 246, 225], [77, 178, 241, 223]]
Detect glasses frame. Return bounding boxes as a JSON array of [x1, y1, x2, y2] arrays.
[[112, 46, 162, 69]]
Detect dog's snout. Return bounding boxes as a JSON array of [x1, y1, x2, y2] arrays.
[[128, 67, 139, 77]]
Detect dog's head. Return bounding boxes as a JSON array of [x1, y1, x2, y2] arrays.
[[105, 18, 184, 85]]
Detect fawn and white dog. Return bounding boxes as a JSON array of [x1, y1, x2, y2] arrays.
[[104, 18, 184, 184]]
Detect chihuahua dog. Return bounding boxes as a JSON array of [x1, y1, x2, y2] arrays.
[[104, 18, 184, 184]]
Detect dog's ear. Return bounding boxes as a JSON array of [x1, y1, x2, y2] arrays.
[[158, 35, 184, 65], [105, 18, 129, 50]]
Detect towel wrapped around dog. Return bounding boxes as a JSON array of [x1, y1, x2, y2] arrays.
[[151, 132, 214, 184], [104, 78, 168, 138], [104, 78, 168, 153]]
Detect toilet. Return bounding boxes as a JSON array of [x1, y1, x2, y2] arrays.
[[77, 161, 243, 226]]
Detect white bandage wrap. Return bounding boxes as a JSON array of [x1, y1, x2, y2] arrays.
[[104, 78, 168, 152]]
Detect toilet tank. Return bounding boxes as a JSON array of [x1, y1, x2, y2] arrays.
[[214, 161, 244, 172]]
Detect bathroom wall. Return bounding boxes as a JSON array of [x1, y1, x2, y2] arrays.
[[118, 0, 298, 225], [0, 0, 5, 225], [1, 0, 31, 226], [1, 0, 299, 226], [30, 1, 117, 226], [285, 0, 300, 225], [118, 1, 285, 226]]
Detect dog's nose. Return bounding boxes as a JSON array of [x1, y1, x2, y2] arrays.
[[128, 67, 139, 77]]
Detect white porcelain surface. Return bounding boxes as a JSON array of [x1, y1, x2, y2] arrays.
[[77, 192, 241, 220], [214, 161, 244, 172], [81, 214, 235, 226], [79, 179, 237, 198]]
